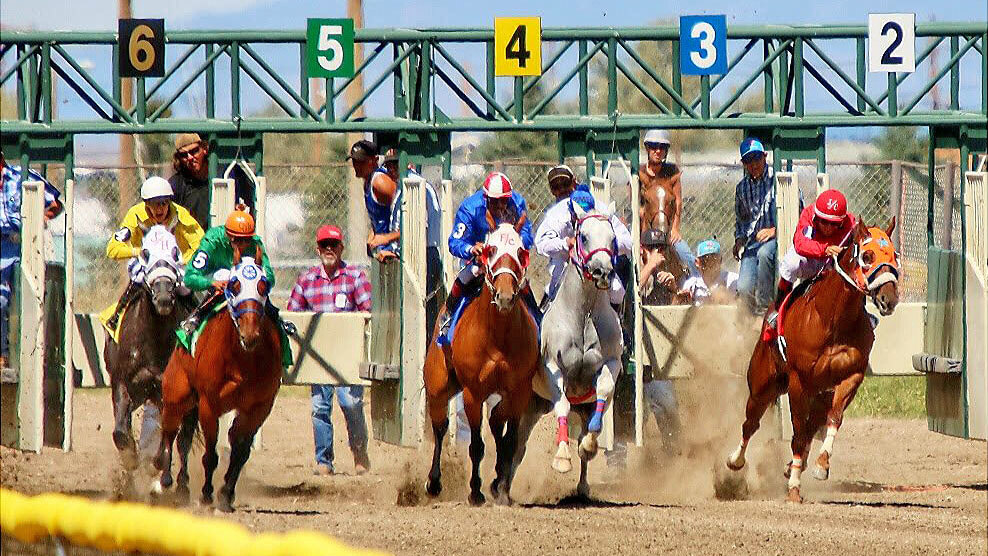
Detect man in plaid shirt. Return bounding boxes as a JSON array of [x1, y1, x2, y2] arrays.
[[287, 224, 372, 475], [732, 138, 779, 316]]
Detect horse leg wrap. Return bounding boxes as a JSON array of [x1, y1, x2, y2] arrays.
[[587, 399, 606, 433], [556, 416, 569, 444]]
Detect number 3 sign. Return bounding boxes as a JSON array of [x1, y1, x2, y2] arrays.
[[680, 15, 727, 75], [306, 18, 355, 78], [868, 13, 915, 73]]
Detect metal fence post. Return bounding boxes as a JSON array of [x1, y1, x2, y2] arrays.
[[944, 161, 957, 249], [890, 160, 904, 250]]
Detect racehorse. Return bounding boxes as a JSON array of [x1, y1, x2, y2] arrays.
[[153, 245, 281, 512], [104, 225, 188, 472], [424, 217, 539, 505], [515, 203, 624, 497], [726, 219, 900, 502]]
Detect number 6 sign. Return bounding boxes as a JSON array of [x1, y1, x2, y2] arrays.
[[680, 15, 727, 75], [306, 18, 355, 78]]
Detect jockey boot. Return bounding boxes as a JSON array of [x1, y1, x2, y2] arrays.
[[438, 281, 466, 337], [520, 284, 541, 324], [264, 300, 297, 336], [106, 281, 142, 331], [766, 279, 793, 328], [180, 290, 224, 336]]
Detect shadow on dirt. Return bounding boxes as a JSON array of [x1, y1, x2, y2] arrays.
[[522, 493, 680, 510]]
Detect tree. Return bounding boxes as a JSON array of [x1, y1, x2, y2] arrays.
[[873, 126, 928, 163]]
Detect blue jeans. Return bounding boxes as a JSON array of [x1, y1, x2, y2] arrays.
[[672, 238, 698, 278], [311, 385, 369, 469], [737, 239, 777, 315], [0, 236, 18, 358]]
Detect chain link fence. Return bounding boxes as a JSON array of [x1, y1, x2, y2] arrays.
[[29, 158, 958, 313]]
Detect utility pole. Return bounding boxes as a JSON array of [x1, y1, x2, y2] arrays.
[[118, 0, 135, 221], [346, 0, 368, 257]]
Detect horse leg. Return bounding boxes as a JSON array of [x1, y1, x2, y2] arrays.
[[424, 353, 454, 497], [727, 341, 782, 471], [153, 357, 195, 496], [509, 395, 551, 481], [174, 409, 198, 503], [198, 402, 220, 506], [581, 358, 619, 460], [463, 390, 486, 506], [216, 398, 275, 513], [786, 375, 812, 503], [488, 401, 509, 501], [111, 381, 137, 471], [546, 360, 572, 474], [814, 371, 864, 482], [575, 406, 593, 498]]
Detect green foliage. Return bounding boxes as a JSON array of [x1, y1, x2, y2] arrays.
[[472, 79, 558, 161], [137, 100, 173, 165], [846, 376, 926, 418], [873, 126, 928, 163]]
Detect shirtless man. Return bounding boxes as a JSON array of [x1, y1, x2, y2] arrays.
[[638, 129, 697, 277]]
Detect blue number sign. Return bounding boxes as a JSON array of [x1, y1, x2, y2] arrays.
[[680, 15, 727, 75]]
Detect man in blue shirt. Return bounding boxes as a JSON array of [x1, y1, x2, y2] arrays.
[[732, 138, 778, 316], [348, 140, 399, 263], [439, 171, 537, 338], [1, 151, 63, 370]]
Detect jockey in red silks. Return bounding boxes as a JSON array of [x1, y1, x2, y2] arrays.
[[768, 189, 856, 326]]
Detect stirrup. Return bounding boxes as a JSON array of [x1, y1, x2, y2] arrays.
[[282, 321, 297, 336], [766, 310, 779, 328], [180, 317, 199, 335]]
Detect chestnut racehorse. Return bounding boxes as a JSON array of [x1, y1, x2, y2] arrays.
[[424, 217, 539, 505], [726, 219, 900, 503], [153, 246, 281, 512]]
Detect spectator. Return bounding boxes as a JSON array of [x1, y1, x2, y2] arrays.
[[679, 239, 739, 306], [287, 224, 372, 476], [733, 137, 782, 316], [169, 133, 211, 230], [347, 140, 399, 263], [382, 149, 443, 331], [1, 151, 63, 370], [638, 130, 697, 277]]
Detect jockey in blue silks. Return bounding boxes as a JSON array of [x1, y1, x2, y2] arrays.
[[439, 171, 539, 338]]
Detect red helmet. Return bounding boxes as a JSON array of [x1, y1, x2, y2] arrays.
[[814, 189, 848, 222], [483, 172, 513, 199]]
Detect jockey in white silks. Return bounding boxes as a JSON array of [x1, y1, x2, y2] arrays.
[[535, 187, 632, 308]]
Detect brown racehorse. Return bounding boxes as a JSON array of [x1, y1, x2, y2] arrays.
[[152, 246, 281, 512], [726, 219, 900, 503], [424, 216, 539, 505]]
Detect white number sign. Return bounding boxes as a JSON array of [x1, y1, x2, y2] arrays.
[[868, 13, 916, 73]]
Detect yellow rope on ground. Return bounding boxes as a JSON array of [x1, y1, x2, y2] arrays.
[[0, 488, 388, 556]]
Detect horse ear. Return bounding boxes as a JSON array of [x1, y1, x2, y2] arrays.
[[853, 218, 868, 239], [485, 209, 496, 231], [233, 245, 242, 265], [606, 201, 616, 216], [514, 210, 528, 234], [885, 216, 896, 238], [254, 245, 262, 263], [572, 202, 587, 219]]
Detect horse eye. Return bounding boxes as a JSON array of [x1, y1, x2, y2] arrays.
[[141, 249, 150, 260], [861, 251, 875, 265], [229, 280, 242, 295], [257, 279, 269, 297]]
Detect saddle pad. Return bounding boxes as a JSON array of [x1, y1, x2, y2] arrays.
[[97, 302, 127, 343], [436, 293, 541, 347]]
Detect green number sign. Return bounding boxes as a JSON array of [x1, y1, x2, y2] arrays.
[[306, 18, 355, 78]]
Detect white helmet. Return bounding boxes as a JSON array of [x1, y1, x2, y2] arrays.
[[643, 129, 671, 147], [141, 176, 174, 201]]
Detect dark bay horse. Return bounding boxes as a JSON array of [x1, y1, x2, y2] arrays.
[[153, 246, 281, 512], [424, 218, 539, 505], [726, 219, 901, 502], [104, 225, 188, 471]]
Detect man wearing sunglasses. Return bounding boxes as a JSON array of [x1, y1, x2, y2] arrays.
[[169, 133, 211, 230], [287, 225, 372, 476]]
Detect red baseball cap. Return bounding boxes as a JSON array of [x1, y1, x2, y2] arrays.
[[316, 224, 344, 243]]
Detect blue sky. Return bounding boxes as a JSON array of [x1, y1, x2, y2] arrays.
[[3, 1, 985, 158]]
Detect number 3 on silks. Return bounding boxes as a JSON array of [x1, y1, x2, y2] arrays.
[[306, 18, 355, 78], [679, 15, 727, 75]]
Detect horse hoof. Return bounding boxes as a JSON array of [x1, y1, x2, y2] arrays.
[[783, 461, 792, 479], [494, 493, 513, 506], [150, 479, 164, 495], [786, 488, 803, 504], [216, 500, 235, 513], [469, 491, 486, 506], [552, 457, 572, 474], [425, 479, 442, 497], [726, 455, 746, 471], [812, 465, 830, 481], [576, 483, 590, 499], [200, 493, 213, 506]]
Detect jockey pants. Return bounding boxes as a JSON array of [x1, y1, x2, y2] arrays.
[[779, 245, 829, 283]]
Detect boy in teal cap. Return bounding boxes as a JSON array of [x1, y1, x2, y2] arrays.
[[680, 238, 739, 306]]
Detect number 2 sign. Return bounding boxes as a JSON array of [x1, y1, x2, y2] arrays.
[[495, 17, 542, 77], [680, 15, 727, 75], [306, 18, 355, 78], [868, 13, 915, 73]]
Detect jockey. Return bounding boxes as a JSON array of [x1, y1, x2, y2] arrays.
[[439, 171, 537, 336], [105, 176, 204, 329], [180, 206, 294, 342], [534, 169, 632, 308], [768, 189, 856, 324]]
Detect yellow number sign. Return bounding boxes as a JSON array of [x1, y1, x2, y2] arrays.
[[494, 17, 541, 76]]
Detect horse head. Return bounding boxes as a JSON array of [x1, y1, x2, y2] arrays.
[[225, 245, 271, 351], [838, 217, 901, 316], [140, 225, 183, 316], [481, 219, 530, 313], [571, 203, 617, 290]]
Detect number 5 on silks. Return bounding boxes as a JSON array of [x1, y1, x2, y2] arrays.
[[679, 15, 727, 75], [306, 18, 355, 78]]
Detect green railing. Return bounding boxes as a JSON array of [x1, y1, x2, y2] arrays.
[[1, 23, 986, 134]]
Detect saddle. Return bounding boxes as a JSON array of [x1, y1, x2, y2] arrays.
[[98, 302, 129, 343], [762, 275, 823, 361], [175, 300, 228, 355], [436, 282, 540, 347]]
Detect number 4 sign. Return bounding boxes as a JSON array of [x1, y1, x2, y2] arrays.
[[495, 17, 542, 77], [306, 18, 355, 78], [680, 15, 727, 75], [868, 13, 915, 73]]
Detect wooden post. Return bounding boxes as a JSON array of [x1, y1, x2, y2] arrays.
[[62, 179, 75, 451], [774, 171, 799, 440], [943, 161, 957, 250], [890, 160, 904, 250], [18, 180, 46, 453], [630, 172, 644, 447], [400, 176, 427, 445]]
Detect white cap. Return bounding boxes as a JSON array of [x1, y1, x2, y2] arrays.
[[643, 129, 671, 146], [141, 176, 174, 201]]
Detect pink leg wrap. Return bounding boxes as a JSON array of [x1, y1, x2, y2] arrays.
[[556, 416, 569, 444]]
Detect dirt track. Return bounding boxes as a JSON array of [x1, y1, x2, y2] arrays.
[[1, 388, 985, 555]]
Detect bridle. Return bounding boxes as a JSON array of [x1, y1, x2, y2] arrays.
[[481, 232, 530, 299], [570, 213, 617, 286], [832, 228, 900, 294], [223, 260, 270, 338]]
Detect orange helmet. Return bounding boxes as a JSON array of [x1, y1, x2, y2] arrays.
[[225, 209, 255, 238]]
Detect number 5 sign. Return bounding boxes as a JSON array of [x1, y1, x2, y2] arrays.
[[868, 13, 915, 73], [306, 18, 355, 78], [494, 17, 542, 76], [680, 15, 727, 75]]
